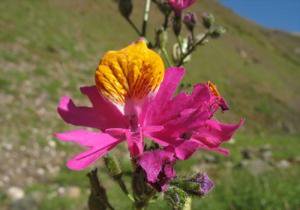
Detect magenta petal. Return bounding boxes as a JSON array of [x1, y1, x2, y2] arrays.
[[143, 67, 185, 126], [168, 0, 196, 11], [139, 150, 174, 183], [196, 140, 230, 155], [105, 128, 127, 139], [175, 139, 200, 160], [58, 86, 128, 130], [66, 143, 117, 170], [57, 96, 102, 129], [55, 130, 122, 170], [154, 67, 185, 108], [207, 119, 244, 141], [164, 163, 176, 179], [195, 119, 244, 147], [125, 131, 144, 157]]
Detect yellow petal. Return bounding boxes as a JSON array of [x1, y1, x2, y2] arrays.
[[95, 40, 164, 104]]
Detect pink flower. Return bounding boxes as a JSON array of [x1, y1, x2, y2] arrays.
[[168, 0, 196, 14], [142, 67, 243, 158], [55, 41, 242, 174], [55, 40, 166, 170], [138, 67, 243, 185]]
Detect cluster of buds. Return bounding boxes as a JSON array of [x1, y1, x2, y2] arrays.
[[171, 173, 214, 196], [165, 186, 190, 210], [202, 13, 226, 38], [117, 0, 226, 67], [164, 173, 214, 209]]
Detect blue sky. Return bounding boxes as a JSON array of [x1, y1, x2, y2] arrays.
[[219, 0, 300, 32]]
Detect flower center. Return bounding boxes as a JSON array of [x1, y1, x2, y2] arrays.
[[95, 40, 164, 104]]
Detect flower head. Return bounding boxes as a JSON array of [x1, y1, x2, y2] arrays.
[[168, 0, 196, 14], [55, 40, 166, 170], [190, 173, 214, 195], [138, 67, 243, 187], [55, 40, 243, 178]]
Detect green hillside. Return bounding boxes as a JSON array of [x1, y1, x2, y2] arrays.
[[0, 0, 299, 209]]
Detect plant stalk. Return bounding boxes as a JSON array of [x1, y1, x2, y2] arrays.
[[142, 0, 151, 37], [126, 18, 142, 36]]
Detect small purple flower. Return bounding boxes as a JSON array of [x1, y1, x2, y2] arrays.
[[193, 173, 214, 195], [169, 172, 214, 196]]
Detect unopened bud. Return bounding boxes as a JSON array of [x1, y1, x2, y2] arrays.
[[209, 25, 226, 38], [104, 155, 122, 179], [132, 167, 156, 202], [202, 13, 215, 29], [183, 12, 197, 32], [156, 1, 172, 15], [171, 173, 214, 196], [87, 169, 110, 210], [172, 13, 182, 36], [119, 0, 133, 19], [165, 186, 189, 210]]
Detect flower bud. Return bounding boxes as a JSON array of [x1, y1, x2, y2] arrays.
[[183, 12, 197, 32], [87, 169, 111, 210], [172, 13, 182, 36], [202, 13, 215, 29], [132, 167, 156, 203], [104, 155, 122, 179], [165, 186, 189, 210], [170, 173, 214, 196], [156, 1, 172, 15], [119, 0, 133, 19], [209, 26, 226, 38]]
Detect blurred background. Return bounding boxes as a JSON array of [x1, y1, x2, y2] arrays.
[[0, 0, 299, 209]]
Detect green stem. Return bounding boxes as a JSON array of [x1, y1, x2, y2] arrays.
[[116, 178, 134, 201], [142, 0, 151, 37], [176, 35, 184, 57], [126, 18, 142, 36], [162, 47, 173, 67]]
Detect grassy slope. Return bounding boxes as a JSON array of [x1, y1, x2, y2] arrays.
[[0, 0, 300, 209], [1, 0, 299, 135]]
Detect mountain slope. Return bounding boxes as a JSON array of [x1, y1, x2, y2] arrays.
[[0, 0, 299, 140]]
